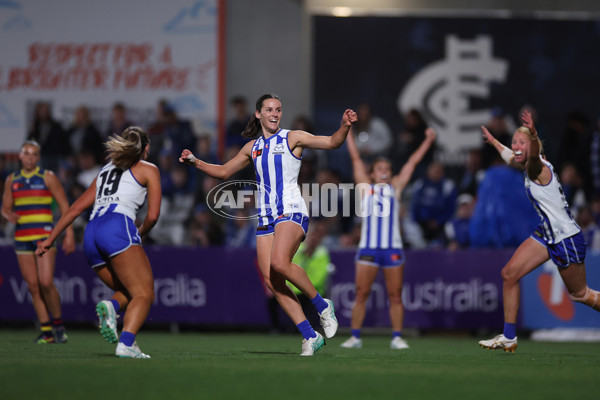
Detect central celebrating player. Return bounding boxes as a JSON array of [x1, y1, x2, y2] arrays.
[[340, 126, 436, 350], [478, 109, 600, 352], [181, 93, 356, 356]]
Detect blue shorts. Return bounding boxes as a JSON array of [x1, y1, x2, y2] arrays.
[[531, 229, 586, 268], [355, 248, 405, 268], [83, 212, 141, 268], [14, 238, 54, 254], [256, 213, 309, 238]]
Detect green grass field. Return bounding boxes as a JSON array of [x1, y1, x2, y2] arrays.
[[0, 329, 598, 400]]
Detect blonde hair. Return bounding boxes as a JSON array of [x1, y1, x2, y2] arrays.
[[105, 126, 150, 170], [516, 126, 544, 155]]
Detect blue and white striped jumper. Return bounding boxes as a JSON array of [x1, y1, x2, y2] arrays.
[[524, 157, 580, 244], [252, 129, 308, 227], [358, 183, 403, 250]]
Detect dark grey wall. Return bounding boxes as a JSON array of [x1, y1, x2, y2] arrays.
[[226, 0, 309, 125]]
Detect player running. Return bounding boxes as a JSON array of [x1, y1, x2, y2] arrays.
[[37, 127, 161, 359], [181, 93, 355, 356], [478, 109, 600, 353]]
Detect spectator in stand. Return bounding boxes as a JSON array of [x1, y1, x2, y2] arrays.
[[457, 148, 485, 197], [590, 115, 600, 197], [225, 96, 252, 149], [188, 203, 224, 247], [106, 102, 134, 139], [577, 205, 600, 252], [351, 103, 392, 162], [445, 193, 475, 251], [591, 195, 600, 226], [557, 111, 592, 197], [65, 105, 104, 165], [28, 101, 69, 171], [224, 209, 257, 249], [559, 163, 586, 215], [410, 161, 457, 244], [391, 109, 433, 181], [75, 151, 102, 188], [149, 165, 195, 246], [191, 134, 220, 203], [147, 100, 197, 163]]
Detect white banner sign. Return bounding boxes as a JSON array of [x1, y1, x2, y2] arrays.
[[0, 0, 219, 151]]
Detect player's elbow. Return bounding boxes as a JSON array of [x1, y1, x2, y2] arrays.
[[146, 210, 160, 227], [328, 137, 344, 150]]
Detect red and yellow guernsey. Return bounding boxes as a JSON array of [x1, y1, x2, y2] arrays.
[[11, 166, 53, 242]]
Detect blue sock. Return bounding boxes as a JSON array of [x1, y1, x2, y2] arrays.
[[110, 299, 120, 313], [120, 331, 135, 346], [310, 293, 328, 314], [296, 320, 317, 340], [351, 329, 361, 339], [503, 323, 517, 340], [392, 331, 402, 338]]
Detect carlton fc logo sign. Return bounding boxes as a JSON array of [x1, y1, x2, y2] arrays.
[[398, 35, 508, 158]]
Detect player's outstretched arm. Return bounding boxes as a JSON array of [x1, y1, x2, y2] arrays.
[[481, 125, 518, 167], [36, 181, 97, 256], [291, 109, 357, 150], [180, 140, 253, 180]]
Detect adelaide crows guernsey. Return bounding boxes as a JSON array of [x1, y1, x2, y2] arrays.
[[12, 167, 53, 242]]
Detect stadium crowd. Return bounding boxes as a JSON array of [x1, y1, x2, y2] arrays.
[[2, 98, 600, 252]]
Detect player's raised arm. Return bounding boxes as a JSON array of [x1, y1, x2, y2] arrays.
[[290, 109, 357, 151], [481, 125, 520, 169], [521, 109, 547, 182], [346, 127, 370, 185], [392, 127, 436, 191], [180, 140, 253, 180]]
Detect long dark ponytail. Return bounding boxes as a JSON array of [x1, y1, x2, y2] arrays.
[[241, 93, 281, 139]]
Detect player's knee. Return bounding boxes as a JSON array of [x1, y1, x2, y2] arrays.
[[137, 292, 155, 305], [388, 291, 403, 305], [500, 265, 518, 284], [26, 282, 41, 296], [270, 257, 288, 274], [569, 287, 600, 308], [38, 278, 54, 292], [354, 287, 371, 303]]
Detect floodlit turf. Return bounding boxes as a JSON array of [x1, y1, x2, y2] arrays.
[[0, 330, 598, 400]]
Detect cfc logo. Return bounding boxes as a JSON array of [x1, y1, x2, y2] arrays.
[[398, 35, 508, 159]]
